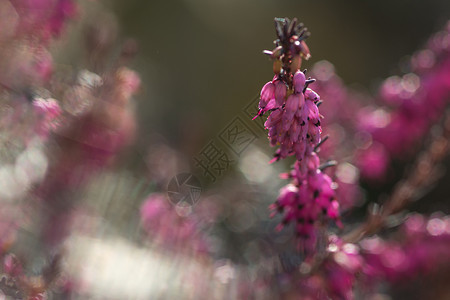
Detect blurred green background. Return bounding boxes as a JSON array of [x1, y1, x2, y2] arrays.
[[111, 0, 450, 150]]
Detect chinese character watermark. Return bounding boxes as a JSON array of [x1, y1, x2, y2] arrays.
[[193, 93, 265, 183], [167, 173, 202, 206]]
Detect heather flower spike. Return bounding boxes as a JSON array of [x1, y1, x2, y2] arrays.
[[256, 18, 341, 251]]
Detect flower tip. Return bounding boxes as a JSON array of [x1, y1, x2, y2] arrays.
[[269, 211, 277, 218], [275, 224, 284, 232], [269, 157, 279, 164], [279, 172, 290, 179]]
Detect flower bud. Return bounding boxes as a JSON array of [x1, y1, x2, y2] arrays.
[[286, 94, 300, 114], [278, 184, 298, 207], [293, 71, 306, 93], [294, 141, 306, 161], [290, 119, 301, 143], [260, 81, 275, 104], [299, 40, 311, 60], [304, 88, 320, 101], [308, 125, 321, 144], [273, 60, 282, 74], [307, 152, 320, 170], [306, 100, 320, 123], [282, 111, 294, 131], [264, 109, 282, 128], [274, 81, 287, 106], [272, 46, 283, 58]]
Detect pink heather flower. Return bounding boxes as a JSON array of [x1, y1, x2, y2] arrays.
[[271, 154, 341, 251], [293, 70, 306, 92], [274, 80, 287, 106], [258, 18, 341, 249], [263, 77, 323, 162], [259, 81, 275, 108]]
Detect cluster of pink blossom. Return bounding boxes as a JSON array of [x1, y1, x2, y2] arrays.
[[260, 74, 322, 162], [250, 17, 450, 300], [255, 18, 341, 251], [294, 214, 450, 299], [271, 152, 341, 251], [1, 3, 450, 298]]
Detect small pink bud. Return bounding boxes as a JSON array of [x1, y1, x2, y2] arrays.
[[295, 99, 306, 119], [298, 92, 305, 108], [308, 125, 321, 144], [264, 109, 282, 128], [285, 94, 300, 114], [282, 111, 294, 131], [278, 184, 299, 207], [293, 71, 306, 93], [274, 81, 287, 106], [299, 40, 311, 60], [306, 100, 320, 122], [304, 88, 320, 101], [290, 119, 301, 143], [265, 99, 277, 111], [294, 141, 306, 160], [272, 46, 283, 58], [307, 152, 320, 170], [260, 81, 275, 105], [273, 60, 282, 74], [327, 200, 340, 220]]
